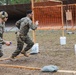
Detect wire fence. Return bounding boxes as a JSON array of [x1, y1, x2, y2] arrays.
[[33, 2, 76, 30]]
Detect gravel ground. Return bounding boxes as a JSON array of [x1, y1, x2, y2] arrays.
[[0, 30, 76, 75]]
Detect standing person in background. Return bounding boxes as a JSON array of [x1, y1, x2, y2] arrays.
[[0, 11, 8, 57], [10, 10, 39, 60]]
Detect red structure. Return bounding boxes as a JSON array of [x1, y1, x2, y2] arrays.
[[34, 1, 62, 29]]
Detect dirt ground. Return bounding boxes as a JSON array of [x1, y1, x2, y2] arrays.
[[0, 30, 76, 75]]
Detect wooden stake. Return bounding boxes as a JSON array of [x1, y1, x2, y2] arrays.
[[58, 70, 76, 74], [0, 54, 30, 61], [0, 55, 23, 61], [61, 4, 64, 37], [0, 64, 41, 70], [31, 0, 36, 43], [0, 64, 76, 74]]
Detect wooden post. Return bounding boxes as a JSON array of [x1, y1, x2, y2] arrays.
[[31, 0, 36, 43], [69, 10, 73, 28], [61, 3, 64, 36]]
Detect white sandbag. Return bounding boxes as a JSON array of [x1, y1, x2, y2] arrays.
[[60, 36, 66, 45], [30, 43, 39, 54], [41, 65, 58, 72]]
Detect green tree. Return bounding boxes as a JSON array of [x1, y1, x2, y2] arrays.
[[11, 0, 31, 4]]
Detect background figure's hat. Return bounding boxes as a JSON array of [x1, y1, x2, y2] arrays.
[[26, 10, 32, 15]]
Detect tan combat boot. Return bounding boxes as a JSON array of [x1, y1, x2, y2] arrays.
[[21, 50, 29, 57]]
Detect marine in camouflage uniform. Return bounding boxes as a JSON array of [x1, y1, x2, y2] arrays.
[[11, 10, 38, 59], [0, 11, 8, 57]]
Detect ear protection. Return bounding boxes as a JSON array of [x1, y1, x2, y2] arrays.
[[1, 11, 5, 18], [0, 11, 8, 18]]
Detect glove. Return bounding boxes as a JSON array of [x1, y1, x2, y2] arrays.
[[35, 21, 39, 26]]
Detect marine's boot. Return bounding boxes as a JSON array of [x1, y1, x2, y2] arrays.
[[21, 50, 29, 57]]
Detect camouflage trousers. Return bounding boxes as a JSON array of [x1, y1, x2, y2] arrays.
[[11, 35, 34, 58], [0, 34, 3, 57]]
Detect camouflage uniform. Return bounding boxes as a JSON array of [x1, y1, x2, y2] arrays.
[[0, 22, 5, 57], [11, 16, 37, 58]]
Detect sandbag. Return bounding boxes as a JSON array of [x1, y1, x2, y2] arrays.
[[41, 65, 58, 72], [30, 43, 39, 54]]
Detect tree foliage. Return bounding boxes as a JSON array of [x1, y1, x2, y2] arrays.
[[11, 0, 31, 4], [0, 0, 31, 5], [0, 0, 64, 5]]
